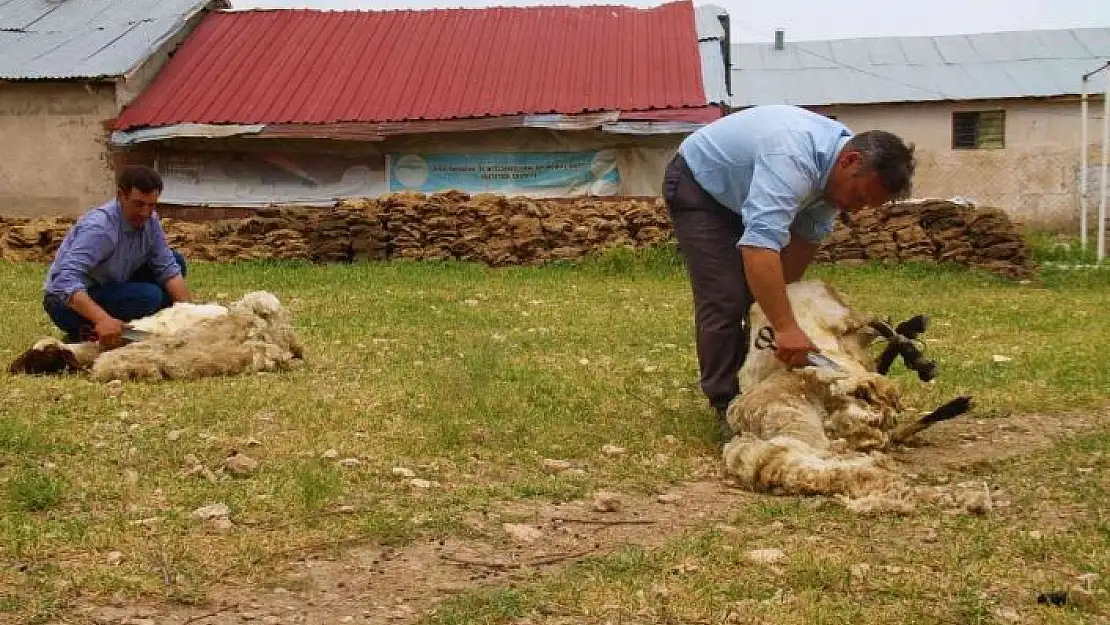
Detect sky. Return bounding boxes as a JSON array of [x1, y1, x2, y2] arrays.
[[231, 0, 1110, 42]]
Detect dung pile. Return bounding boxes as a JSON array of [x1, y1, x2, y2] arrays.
[[1, 194, 1031, 277], [0, 217, 74, 263], [814, 199, 1032, 277]]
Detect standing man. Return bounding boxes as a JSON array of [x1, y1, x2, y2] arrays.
[[663, 105, 916, 439], [43, 165, 191, 348]]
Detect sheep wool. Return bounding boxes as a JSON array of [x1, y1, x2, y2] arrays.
[[9, 291, 304, 382], [722, 280, 973, 514]]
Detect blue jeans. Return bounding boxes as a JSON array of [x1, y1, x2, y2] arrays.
[[44, 251, 188, 342]]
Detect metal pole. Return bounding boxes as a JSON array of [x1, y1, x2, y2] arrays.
[[1081, 78, 1088, 251], [1100, 68, 1110, 262]]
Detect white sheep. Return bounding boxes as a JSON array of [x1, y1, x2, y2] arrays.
[[9, 291, 304, 382], [722, 280, 978, 514]]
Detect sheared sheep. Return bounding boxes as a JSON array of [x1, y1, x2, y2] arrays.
[[722, 280, 976, 514], [8, 291, 304, 382]]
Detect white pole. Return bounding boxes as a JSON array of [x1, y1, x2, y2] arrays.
[[1100, 68, 1110, 263], [1081, 78, 1088, 251]]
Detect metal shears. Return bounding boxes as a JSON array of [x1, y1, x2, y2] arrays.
[[753, 325, 847, 373]]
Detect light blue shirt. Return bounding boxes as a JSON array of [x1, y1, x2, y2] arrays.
[[44, 199, 181, 304], [678, 104, 852, 251]]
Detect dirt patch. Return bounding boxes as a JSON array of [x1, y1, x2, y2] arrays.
[[72, 407, 1108, 625], [893, 406, 1110, 472]]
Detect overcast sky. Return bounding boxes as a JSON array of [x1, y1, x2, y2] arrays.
[[231, 0, 1110, 42]]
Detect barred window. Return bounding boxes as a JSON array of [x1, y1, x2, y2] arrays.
[[952, 110, 1005, 150]]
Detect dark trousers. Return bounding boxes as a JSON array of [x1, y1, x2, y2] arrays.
[[663, 154, 753, 411], [44, 250, 188, 343]]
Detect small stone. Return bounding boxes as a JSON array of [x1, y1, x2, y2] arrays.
[[244, 437, 263, 447], [591, 491, 622, 513], [410, 478, 438, 489], [601, 444, 627, 457], [106, 380, 124, 397], [167, 429, 186, 442], [746, 548, 785, 565], [919, 527, 939, 542], [128, 619, 156, 625], [335, 505, 358, 514], [191, 503, 230, 521], [322, 449, 340, 460], [224, 453, 260, 476], [769, 521, 786, 531], [578, 358, 590, 365], [565, 468, 588, 477], [663, 435, 679, 445], [340, 617, 354, 623], [992, 607, 1020, 623], [105, 550, 124, 566], [240, 611, 260, 621], [211, 517, 234, 532], [541, 458, 572, 474], [1078, 572, 1100, 591], [656, 493, 683, 505], [1027, 530, 1043, 540], [851, 563, 871, 578], [124, 469, 139, 485], [183, 454, 201, 466], [392, 467, 416, 478], [339, 458, 361, 468], [992, 354, 1013, 363], [503, 523, 543, 543]]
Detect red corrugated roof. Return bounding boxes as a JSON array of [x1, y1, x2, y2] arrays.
[[114, 1, 708, 130]]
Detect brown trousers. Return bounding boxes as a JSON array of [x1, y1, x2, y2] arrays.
[[663, 153, 753, 411]]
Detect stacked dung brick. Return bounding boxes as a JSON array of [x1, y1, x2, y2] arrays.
[[1, 195, 1031, 277]]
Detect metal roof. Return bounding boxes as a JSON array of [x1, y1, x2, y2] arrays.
[[695, 4, 729, 105], [0, 0, 221, 80], [731, 27, 1110, 107], [114, 1, 714, 130]]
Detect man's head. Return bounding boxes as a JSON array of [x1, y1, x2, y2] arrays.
[[116, 165, 164, 228], [824, 130, 916, 212]]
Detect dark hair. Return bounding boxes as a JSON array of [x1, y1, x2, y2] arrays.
[[117, 165, 164, 194], [845, 130, 916, 200]]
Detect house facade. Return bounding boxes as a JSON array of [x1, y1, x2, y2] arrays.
[[0, 0, 229, 217], [109, 1, 730, 212], [731, 27, 1110, 228]]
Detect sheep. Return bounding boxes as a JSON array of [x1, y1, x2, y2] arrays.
[[721, 280, 977, 514], [9, 291, 304, 382]]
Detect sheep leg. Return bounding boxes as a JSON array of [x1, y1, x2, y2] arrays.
[[890, 395, 973, 444]]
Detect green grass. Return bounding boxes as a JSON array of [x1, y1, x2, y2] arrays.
[[1, 238, 1108, 623]]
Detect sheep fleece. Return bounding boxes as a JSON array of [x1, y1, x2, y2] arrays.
[[88, 291, 303, 382], [721, 280, 970, 513]]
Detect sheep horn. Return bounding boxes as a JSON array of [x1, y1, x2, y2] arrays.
[[891, 395, 973, 444]]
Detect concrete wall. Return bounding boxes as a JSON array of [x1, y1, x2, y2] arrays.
[[811, 98, 1107, 229], [0, 81, 118, 217]]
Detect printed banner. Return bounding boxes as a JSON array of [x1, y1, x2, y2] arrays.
[[387, 150, 620, 196], [157, 151, 388, 206]]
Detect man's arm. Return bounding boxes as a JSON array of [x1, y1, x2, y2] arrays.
[[147, 217, 191, 304], [164, 275, 191, 303], [780, 235, 819, 284], [736, 150, 822, 366]]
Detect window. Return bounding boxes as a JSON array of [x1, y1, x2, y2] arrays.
[[952, 110, 1005, 149]]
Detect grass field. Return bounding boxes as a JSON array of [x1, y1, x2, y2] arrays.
[[1, 234, 1108, 624]]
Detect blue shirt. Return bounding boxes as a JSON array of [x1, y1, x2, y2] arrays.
[[678, 104, 852, 251], [44, 199, 181, 304]]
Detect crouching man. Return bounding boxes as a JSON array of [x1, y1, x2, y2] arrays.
[[43, 165, 191, 348]]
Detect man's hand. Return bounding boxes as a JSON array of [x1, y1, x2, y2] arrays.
[[93, 317, 125, 349], [769, 324, 818, 367], [741, 245, 818, 367]]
